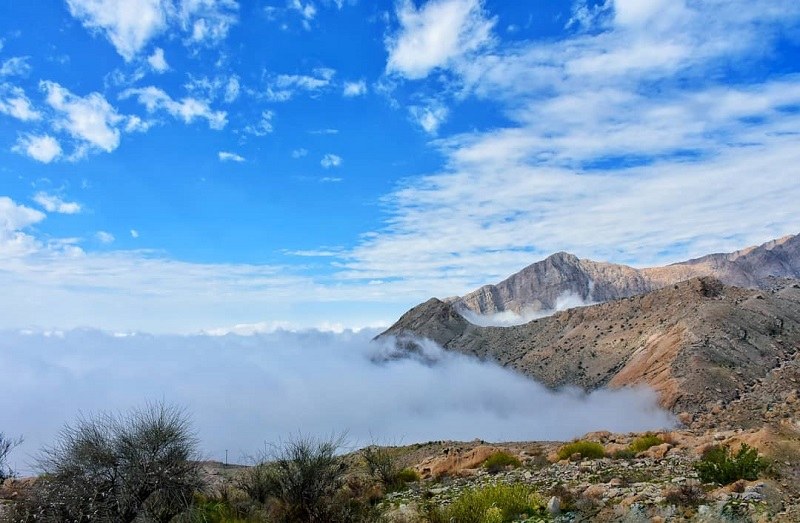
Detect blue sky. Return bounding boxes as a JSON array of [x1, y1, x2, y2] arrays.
[[1, 0, 799, 333]]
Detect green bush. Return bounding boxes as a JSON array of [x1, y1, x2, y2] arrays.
[[629, 434, 664, 453], [395, 467, 420, 484], [694, 443, 767, 485], [557, 440, 605, 461], [482, 451, 521, 474], [429, 483, 545, 523]]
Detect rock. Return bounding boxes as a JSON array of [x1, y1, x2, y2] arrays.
[[547, 496, 561, 516]]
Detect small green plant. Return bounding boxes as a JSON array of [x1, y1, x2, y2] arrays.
[[629, 434, 664, 453], [429, 483, 545, 523], [612, 449, 636, 460], [557, 440, 605, 461], [395, 467, 420, 483], [482, 451, 521, 474], [694, 443, 767, 485]]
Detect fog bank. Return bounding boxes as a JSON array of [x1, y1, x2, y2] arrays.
[[0, 328, 673, 473]]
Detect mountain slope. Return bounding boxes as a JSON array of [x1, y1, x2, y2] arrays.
[[454, 233, 800, 315], [381, 277, 800, 421]]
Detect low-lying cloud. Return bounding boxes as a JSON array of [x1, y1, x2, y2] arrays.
[[459, 291, 596, 327], [0, 328, 673, 474]]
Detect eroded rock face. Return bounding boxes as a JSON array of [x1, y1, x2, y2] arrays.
[[453, 234, 800, 316]]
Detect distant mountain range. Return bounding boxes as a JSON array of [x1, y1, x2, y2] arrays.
[[378, 234, 800, 427]]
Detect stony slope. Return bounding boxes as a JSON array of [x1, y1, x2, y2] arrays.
[[380, 277, 800, 422], [454, 234, 800, 315]]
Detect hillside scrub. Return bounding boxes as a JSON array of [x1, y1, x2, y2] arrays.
[[629, 434, 664, 453], [557, 440, 605, 461], [694, 443, 767, 485], [0, 433, 22, 482], [482, 451, 522, 474], [427, 483, 546, 523]]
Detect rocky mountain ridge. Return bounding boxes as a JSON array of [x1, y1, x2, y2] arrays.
[[454, 234, 800, 316]]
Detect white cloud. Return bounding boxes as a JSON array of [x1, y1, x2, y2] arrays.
[[0, 329, 674, 475], [42, 81, 123, 153], [243, 110, 274, 136], [218, 151, 245, 162], [342, 79, 367, 97], [146, 47, 169, 72], [288, 0, 317, 29], [320, 176, 342, 183], [12, 134, 62, 163], [66, 0, 239, 60], [66, 0, 169, 61], [0, 196, 46, 257], [0, 56, 31, 77], [223, 75, 240, 102], [265, 68, 335, 101], [334, 0, 800, 291], [320, 153, 341, 168], [409, 103, 448, 134], [33, 192, 82, 214], [130, 229, 139, 238], [291, 148, 307, 158], [178, 0, 239, 46], [0, 85, 41, 121], [386, 0, 495, 79], [121, 86, 227, 129], [96, 231, 115, 244]]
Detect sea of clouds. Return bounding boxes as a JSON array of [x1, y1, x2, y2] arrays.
[[0, 328, 674, 474]]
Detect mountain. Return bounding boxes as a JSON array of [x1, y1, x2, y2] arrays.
[[453, 233, 800, 315], [381, 277, 800, 424]]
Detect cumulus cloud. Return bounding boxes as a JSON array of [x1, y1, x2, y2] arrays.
[[0, 85, 41, 121], [342, 80, 367, 97], [288, 0, 317, 30], [33, 192, 82, 215], [0, 329, 674, 473], [147, 47, 169, 72], [12, 134, 62, 163], [291, 148, 308, 158], [223, 75, 240, 102], [121, 85, 227, 129], [386, 0, 495, 79], [218, 151, 245, 162], [320, 153, 341, 168], [42, 81, 123, 153], [130, 229, 140, 238]]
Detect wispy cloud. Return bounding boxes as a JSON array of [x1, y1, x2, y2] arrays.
[[96, 231, 115, 244], [121, 86, 227, 129], [0, 85, 41, 121], [265, 68, 335, 102], [33, 192, 82, 214], [343, 79, 367, 97], [218, 151, 245, 162]]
